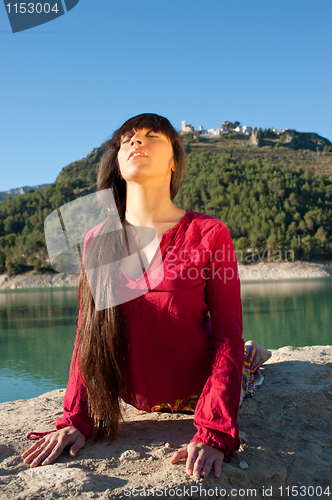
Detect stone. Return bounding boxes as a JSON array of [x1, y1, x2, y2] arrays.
[[119, 449, 141, 461], [239, 431, 248, 442], [0, 275, 8, 286], [249, 127, 260, 147]]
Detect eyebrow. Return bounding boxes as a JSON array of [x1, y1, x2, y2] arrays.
[[120, 128, 158, 141]]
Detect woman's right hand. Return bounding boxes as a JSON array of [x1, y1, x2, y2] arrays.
[[22, 426, 86, 467]]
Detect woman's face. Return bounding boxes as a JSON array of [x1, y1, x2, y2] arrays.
[[117, 128, 175, 185]]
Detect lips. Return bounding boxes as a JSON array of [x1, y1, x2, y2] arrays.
[[128, 149, 148, 160]]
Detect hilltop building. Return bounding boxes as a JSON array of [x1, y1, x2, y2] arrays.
[[235, 125, 252, 135], [181, 121, 195, 133], [180, 120, 252, 138]]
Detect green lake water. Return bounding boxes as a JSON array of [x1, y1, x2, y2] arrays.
[[1, 277, 331, 404]]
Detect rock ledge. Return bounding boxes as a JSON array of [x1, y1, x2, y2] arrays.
[[0, 346, 331, 499]]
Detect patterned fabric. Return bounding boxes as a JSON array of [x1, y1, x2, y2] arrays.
[[151, 395, 199, 413], [239, 344, 264, 405], [151, 344, 264, 413]]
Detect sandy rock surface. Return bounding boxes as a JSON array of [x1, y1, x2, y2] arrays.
[[0, 346, 331, 499]]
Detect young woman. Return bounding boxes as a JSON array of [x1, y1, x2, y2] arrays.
[[22, 113, 270, 478]]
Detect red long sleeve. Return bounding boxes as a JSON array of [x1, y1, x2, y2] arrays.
[[190, 225, 244, 461]]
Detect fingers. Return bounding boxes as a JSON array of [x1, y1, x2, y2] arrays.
[[194, 454, 214, 478], [170, 443, 224, 479], [21, 428, 86, 468], [169, 448, 188, 464], [191, 449, 208, 478], [22, 438, 46, 458], [213, 458, 223, 479], [192, 451, 223, 478], [69, 433, 86, 458], [41, 440, 68, 466], [23, 440, 57, 468]]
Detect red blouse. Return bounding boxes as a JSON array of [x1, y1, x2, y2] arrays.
[[56, 210, 244, 461]]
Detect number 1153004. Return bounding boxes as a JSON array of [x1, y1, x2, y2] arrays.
[[5, 3, 60, 14]]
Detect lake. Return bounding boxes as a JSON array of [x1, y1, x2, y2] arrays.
[[1, 277, 332, 404]]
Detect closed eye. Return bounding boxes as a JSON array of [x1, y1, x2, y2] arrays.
[[121, 130, 159, 144]]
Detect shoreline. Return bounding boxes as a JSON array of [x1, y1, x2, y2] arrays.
[[0, 260, 332, 290]]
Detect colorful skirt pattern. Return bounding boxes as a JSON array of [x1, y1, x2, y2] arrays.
[[151, 344, 264, 413]]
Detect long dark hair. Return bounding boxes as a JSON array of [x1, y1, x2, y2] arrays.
[[74, 114, 186, 441]]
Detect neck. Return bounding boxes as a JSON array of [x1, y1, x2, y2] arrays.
[[124, 183, 180, 226]]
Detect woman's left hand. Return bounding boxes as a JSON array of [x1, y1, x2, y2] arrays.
[[170, 442, 224, 478]]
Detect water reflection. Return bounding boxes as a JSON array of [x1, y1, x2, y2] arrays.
[[241, 277, 332, 350], [0, 278, 331, 404], [0, 288, 78, 403]]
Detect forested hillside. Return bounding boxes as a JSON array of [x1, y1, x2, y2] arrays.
[[176, 151, 332, 261], [1, 134, 332, 274]]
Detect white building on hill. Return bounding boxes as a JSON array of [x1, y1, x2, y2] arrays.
[[181, 120, 253, 137], [200, 128, 227, 138], [235, 125, 252, 135]]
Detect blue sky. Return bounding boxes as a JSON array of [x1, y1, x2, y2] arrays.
[[1, 0, 331, 192]]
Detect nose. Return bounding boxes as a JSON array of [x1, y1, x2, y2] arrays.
[[130, 131, 143, 146]]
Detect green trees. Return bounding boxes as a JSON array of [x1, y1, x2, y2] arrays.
[[1, 146, 332, 275], [33, 258, 42, 273], [174, 152, 332, 261], [0, 164, 97, 273], [0, 250, 5, 273], [6, 255, 26, 274]]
